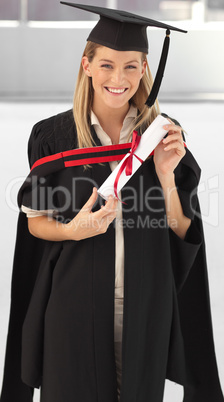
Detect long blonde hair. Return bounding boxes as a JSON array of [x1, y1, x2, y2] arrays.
[[73, 41, 160, 149]]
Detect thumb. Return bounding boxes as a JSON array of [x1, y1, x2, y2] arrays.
[[82, 187, 98, 212]]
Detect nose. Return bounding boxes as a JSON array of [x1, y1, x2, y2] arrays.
[[111, 67, 125, 85]]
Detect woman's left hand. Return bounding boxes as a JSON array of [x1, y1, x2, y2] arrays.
[[153, 119, 186, 181]]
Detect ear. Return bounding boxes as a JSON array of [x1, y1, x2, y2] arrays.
[[82, 56, 92, 77], [140, 59, 147, 79]]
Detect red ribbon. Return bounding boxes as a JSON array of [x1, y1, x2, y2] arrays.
[[114, 131, 143, 201], [112, 132, 187, 202]]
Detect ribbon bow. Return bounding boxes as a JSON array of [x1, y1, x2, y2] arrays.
[[114, 131, 143, 201]]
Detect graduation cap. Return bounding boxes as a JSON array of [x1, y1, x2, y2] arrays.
[[60, 2, 187, 107]]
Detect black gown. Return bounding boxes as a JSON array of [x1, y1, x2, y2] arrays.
[[1, 109, 223, 402]]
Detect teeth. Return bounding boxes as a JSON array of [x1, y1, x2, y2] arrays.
[[107, 88, 126, 94]]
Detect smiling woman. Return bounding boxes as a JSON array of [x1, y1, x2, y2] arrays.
[[74, 40, 158, 149], [81, 46, 147, 144], [1, 3, 224, 402]]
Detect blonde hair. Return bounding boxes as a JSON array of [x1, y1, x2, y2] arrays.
[[73, 41, 160, 149]]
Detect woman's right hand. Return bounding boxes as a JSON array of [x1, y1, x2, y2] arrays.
[[28, 187, 118, 242], [65, 187, 118, 241]]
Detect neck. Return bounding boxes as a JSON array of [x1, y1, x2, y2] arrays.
[[92, 102, 130, 144]]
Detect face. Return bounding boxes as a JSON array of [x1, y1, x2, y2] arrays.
[[82, 46, 146, 113]]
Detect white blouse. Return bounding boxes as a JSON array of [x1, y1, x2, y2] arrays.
[[91, 105, 137, 299]]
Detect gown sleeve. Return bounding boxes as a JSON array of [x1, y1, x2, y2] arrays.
[[169, 147, 203, 293], [18, 118, 62, 212], [160, 113, 203, 292], [164, 121, 224, 401], [0, 116, 62, 402]]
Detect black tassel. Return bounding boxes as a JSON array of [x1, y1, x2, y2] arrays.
[[145, 29, 170, 108]]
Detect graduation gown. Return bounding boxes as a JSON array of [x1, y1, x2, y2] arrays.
[[1, 109, 223, 402]]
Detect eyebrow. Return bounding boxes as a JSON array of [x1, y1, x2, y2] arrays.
[[98, 59, 140, 64]]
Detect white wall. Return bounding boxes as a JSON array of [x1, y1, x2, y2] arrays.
[[0, 23, 224, 100]]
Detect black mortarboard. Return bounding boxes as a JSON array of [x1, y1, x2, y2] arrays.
[[60, 2, 187, 107]]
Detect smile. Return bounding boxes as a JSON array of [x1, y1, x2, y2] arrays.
[[105, 87, 127, 94]]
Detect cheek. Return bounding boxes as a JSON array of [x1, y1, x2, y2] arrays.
[[129, 72, 142, 89], [91, 71, 107, 88]]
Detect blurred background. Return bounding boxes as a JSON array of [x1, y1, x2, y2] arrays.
[[0, 0, 224, 100], [0, 1, 224, 401]]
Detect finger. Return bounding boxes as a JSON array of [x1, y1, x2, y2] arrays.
[[164, 141, 186, 153], [163, 123, 182, 133], [82, 187, 98, 212], [104, 194, 117, 204], [101, 196, 118, 215], [162, 133, 183, 145], [94, 196, 118, 219], [93, 209, 117, 228], [101, 204, 119, 224], [101, 214, 116, 229]]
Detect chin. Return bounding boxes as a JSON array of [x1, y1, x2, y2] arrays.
[[106, 98, 130, 110]]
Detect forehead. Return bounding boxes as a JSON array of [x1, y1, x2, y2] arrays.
[[94, 46, 143, 62]]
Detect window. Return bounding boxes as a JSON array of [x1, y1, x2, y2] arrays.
[[0, 0, 224, 22], [28, 0, 106, 21], [0, 0, 20, 20], [118, 0, 196, 21], [207, 0, 224, 20]]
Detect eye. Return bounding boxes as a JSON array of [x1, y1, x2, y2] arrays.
[[126, 65, 137, 69], [101, 64, 113, 69]]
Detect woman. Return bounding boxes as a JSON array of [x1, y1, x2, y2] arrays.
[[1, 4, 223, 402]]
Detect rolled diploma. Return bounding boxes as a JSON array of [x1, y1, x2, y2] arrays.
[[97, 114, 170, 200]]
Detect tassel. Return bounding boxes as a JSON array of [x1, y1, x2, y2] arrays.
[[145, 29, 170, 108]]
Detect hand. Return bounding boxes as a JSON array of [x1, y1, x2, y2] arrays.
[[66, 187, 118, 241], [153, 119, 186, 182]]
